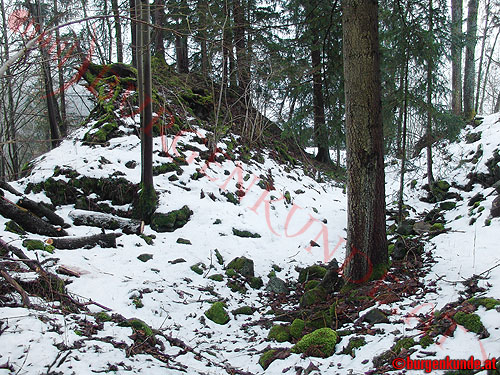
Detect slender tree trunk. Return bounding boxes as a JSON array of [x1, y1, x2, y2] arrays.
[[111, 0, 123, 62], [233, 0, 249, 95], [463, 0, 479, 119], [398, 55, 409, 224], [451, 0, 463, 115], [198, 0, 209, 76], [175, 0, 189, 73], [343, 0, 388, 283], [152, 0, 165, 60], [311, 30, 331, 163], [53, 0, 67, 138], [475, 0, 490, 114], [104, 0, 113, 62], [130, 0, 137, 67], [426, 0, 434, 187], [480, 27, 500, 112]]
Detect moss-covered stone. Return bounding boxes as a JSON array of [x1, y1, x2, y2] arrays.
[[225, 192, 239, 205], [454, 311, 484, 334], [300, 286, 327, 307], [290, 319, 305, 339], [208, 274, 224, 282], [225, 268, 237, 277], [392, 337, 416, 354], [204, 302, 230, 325], [268, 325, 291, 342], [125, 318, 154, 336], [430, 223, 445, 231], [227, 280, 247, 293], [137, 253, 153, 262], [190, 263, 204, 275], [153, 162, 183, 176], [176, 237, 192, 245], [341, 336, 366, 356], [227, 256, 254, 278], [291, 328, 337, 358], [305, 280, 321, 291], [298, 265, 327, 283], [213, 248, 224, 265], [440, 201, 457, 211], [232, 306, 254, 316], [139, 234, 155, 245], [151, 205, 193, 232], [249, 276, 263, 289], [232, 228, 261, 238], [259, 349, 277, 370], [467, 297, 500, 310], [95, 312, 112, 322], [419, 334, 433, 348], [5, 220, 26, 235], [306, 310, 333, 330], [22, 239, 54, 253]]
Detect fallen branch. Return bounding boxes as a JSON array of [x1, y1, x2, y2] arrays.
[[0, 264, 31, 307], [69, 210, 140, 234], [16, 197, 67, 227], [49, 232, 122, 250]]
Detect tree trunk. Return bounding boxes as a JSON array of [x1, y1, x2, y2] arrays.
[[69, 209, 141, 234], [130, 0, 137, 67], [175, 0, 189, 74], [49, 233, 122, 250], [463, 0, 479, 119], [233, 0, 250, 95], [480, 27, 500, 112], [475, 0, 490, 114], [152, 0, 165, 60], [426, 0, 434, 187], [198, 0, 209, 76], [111, 0, 123, 62], [342, 0, 388, 283], [311, 31, 331, 164], [398, 56, 409, 224], [451, 0, 463, 116]]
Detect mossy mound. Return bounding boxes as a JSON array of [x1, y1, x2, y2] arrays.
[[290, 319, 305, 339], [341, 336, 366, 357], [298, 265, 327, 283], [467, 297, 500, 310], [208, 274, 224, 282], [454, 311, 485, 334], [300, 286, 327, 308], [268, 325, 291, 342], [151, 205, 193, 232], [226, 256, 255, 278], [232, 306, 254, 316], [204, 302, 230, 325], [119, 318, 154, 337], [291, 328, 338, 358], [392, 337, 416, 354], [259, 349, 277, 370]]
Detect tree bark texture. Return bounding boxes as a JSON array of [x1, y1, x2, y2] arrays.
[[342, 0, 388, 283], [463, 0, 478, 118], [451, 0, 463, 116]]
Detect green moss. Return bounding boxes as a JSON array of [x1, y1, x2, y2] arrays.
[[153, 162, 183, 176], [205, 302, 230, 325], [151, 205, 193, 232], [454, 311, 484, 334], [284, 191, 292, 204], [300, 287, 327, 307], [137, 253, 153, 262], [22, 239, 54, 253], [132, 297, 144, 308], [259, 349, 277, 370], [126, 318, 154, 336], [176, 238, 192, 245], [232, 306, 254, 316], [341, 336, 366, 356], [291, 328, 337, 358], [290, 319, 305, 339], [214, 249, 224, 265], [419, 334, 433, 348], [430, 223, 445, 231], [467, 297, 500, 310], [369, 262, 389, 281], [298, 265, 327, 283], [268, 270, 276, 278], [225, 269, 237, 277], [225, 192, 239, 205], [191, 263, 204, 275], [388, 243, 395, 256], [5, 221, 26, 235], [226, 256, 254, 278], [305, 280, 321, 291], [95, 312, 112, 322], [440, 201, 457, 210], [306, 310, 333, 330], [392, 337, 416, 354], [268, 325, 291, 342], [227, 280, 247, 293], [410, 179, 417, 189], [134, 185, 157, 224], [208, 274, 224, 282], [139, 234, 155, 246], [485, 219, 491, 226], [232, 228, 261, 238], [249, 276, 263, 289]]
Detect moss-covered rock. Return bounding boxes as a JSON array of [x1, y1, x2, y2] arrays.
[[176, 237, 192, 245], [208, 274, 224, 282], [265, 277, 289, 294], [190, 263, 204, 275], [249, 276, 263, 289], [454, 311, 485, 334], [300, 286, 327, 308], [137, 253, 153, 262], [298, 265, 327, 283], [392, 337, 416, 354], [291, 328, 337, 358], [214, 248, 224, 265], [419, 334, 433, 348], [232, 228, 261, 238], [232, 306, 254, 316], [268, 325, 291, 342], [227, 280, 247, 294], [440, 201, 457, 210], [151, 205, 193, 232], [95, 312, 112, 322], [305, 280, 321, 291], [290, 319, 305, 339], [22, 239, 54, 253], [341, 336, 366, 357], [259, 350, 277, 370], [204, 302, 230, 325], [119, 318, 154, 336], [227, 256, 254, 278]]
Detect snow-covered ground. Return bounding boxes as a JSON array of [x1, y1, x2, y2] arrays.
[[0, 112, 499, 374]]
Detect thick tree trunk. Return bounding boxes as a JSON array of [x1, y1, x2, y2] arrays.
[[311, 31, 331, 164], [342, 0, 388, 283], [152, 0, 165, 60], [111, 0, 123, 62], [451, 0, 463, 116], [17, 197, 67, 227], [233, 0, 250, 95], [49, 233, 122, 250], [53, 0, 68, 138], [475, 0, 490, 114], [175, 0, 189, 74], [0, 197, 68, 237], [463, 0, 479, 119]]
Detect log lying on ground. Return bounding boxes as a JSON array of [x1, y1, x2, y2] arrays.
[[0, 197, 67, 237], [69, 209, 141, 234], [49, 232, 122, 250], [17, 197, 67, 227], [0, 181, 22, 196]]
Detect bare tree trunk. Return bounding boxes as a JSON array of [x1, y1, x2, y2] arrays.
[[475, 0, 490, 114], [343, 0, 388, 283], [398, 55, 409, 224], [480, 27, 500, 112], [53, 0, 68, 138], [233, 0, 250, 95], [175, 0, 189, 73], [463, 0, 479, 119], [426, 0, 434, 187], [152, 0, 165, 60], [104, 0, 113, 62], [130, 0, 137, 67], [111, 0, 123, 62], [198, 0, 209, 76], [451, 0, 463, 115], [311, 30, 331, 164]]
